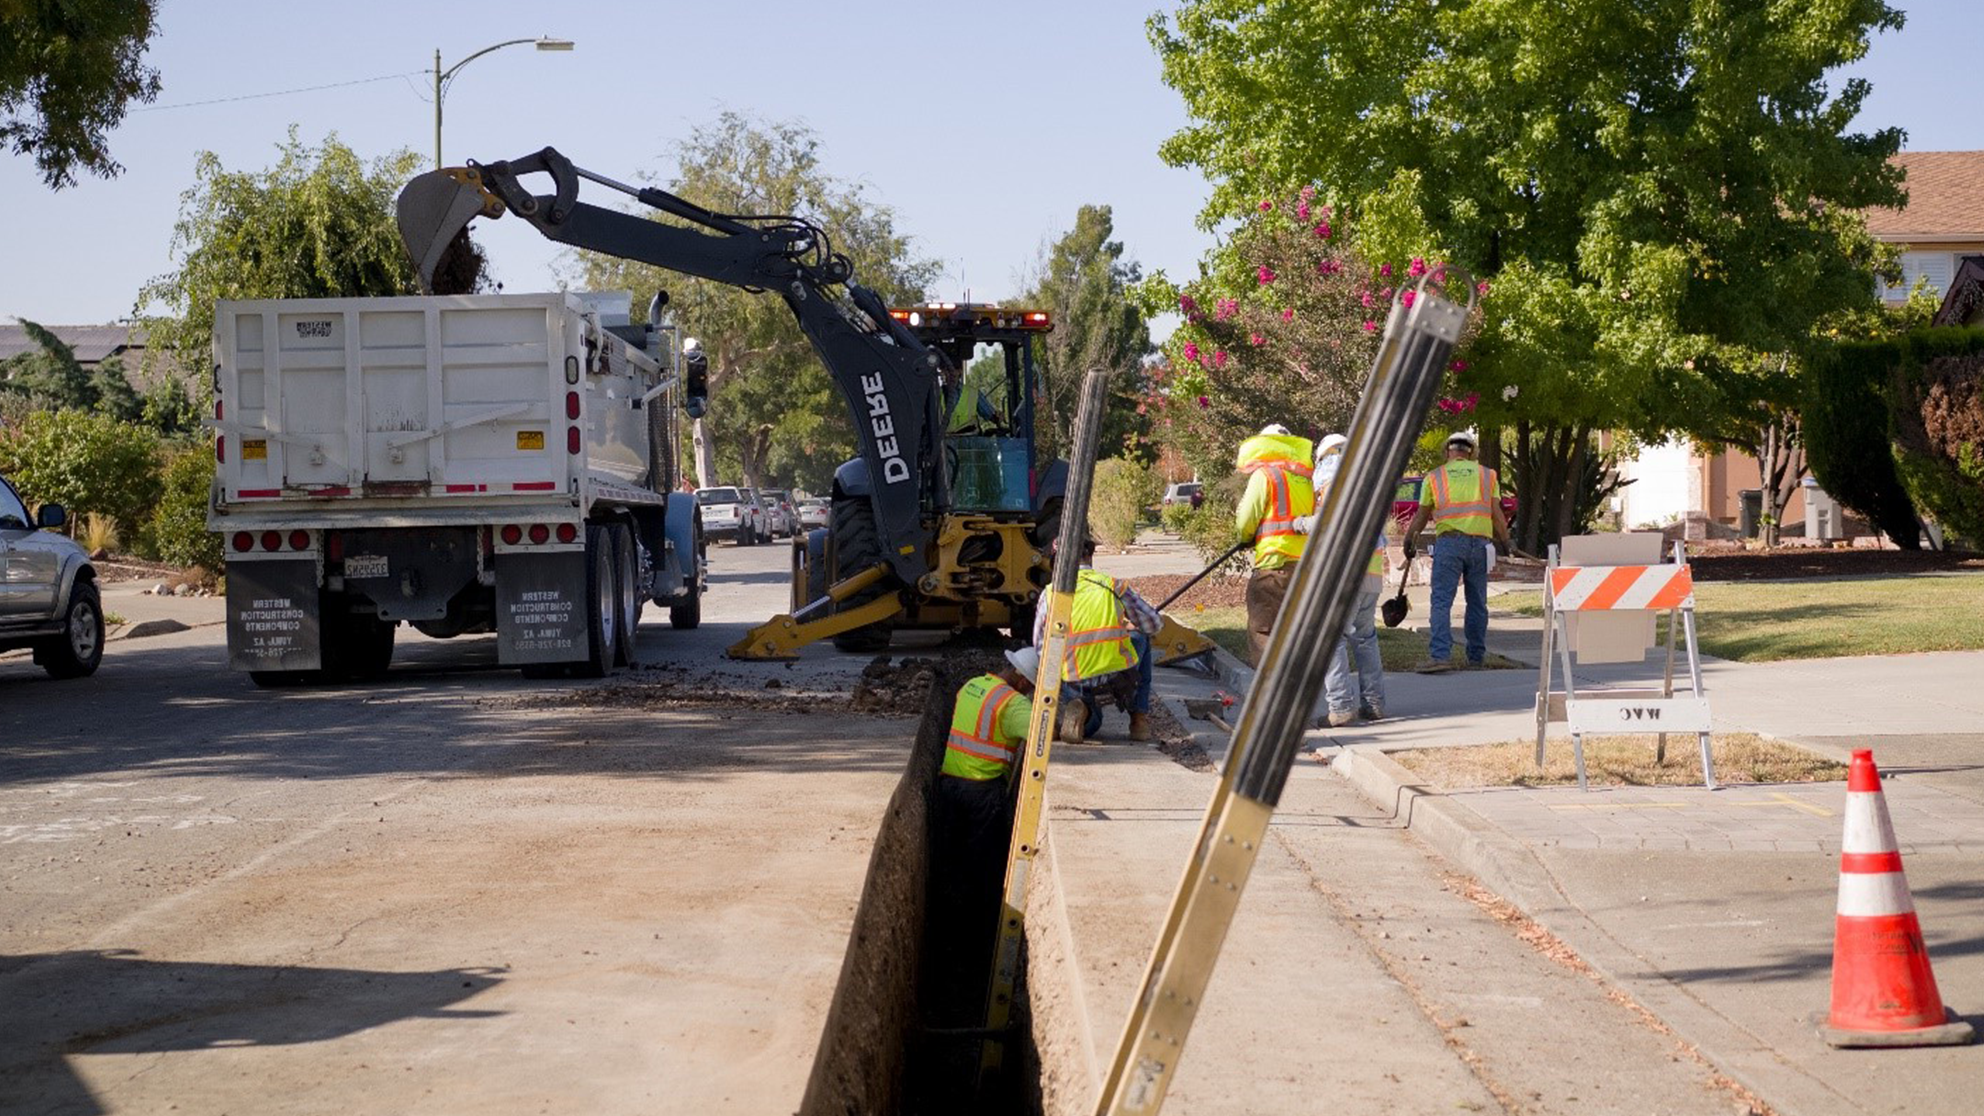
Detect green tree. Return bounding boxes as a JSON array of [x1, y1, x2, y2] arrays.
[[1021, 205, 1154, 461], [0, 408, 160, 529], [1150, 0, 1905, 548], [139, 130, 424, 381], [576, 113, 939, 491], [137, 447, 220, 569], [0, 319, 92, 409], [0, 0, 160, 188]]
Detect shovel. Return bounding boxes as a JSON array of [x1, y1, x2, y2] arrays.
[[1156, 540, 1252, 612], [1380, 546, 1413, 628]]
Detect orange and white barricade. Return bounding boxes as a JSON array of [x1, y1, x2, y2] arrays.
[[1534, 540, 1714, 790]]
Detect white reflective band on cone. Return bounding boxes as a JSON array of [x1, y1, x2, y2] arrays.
[[1837, 871, 1917, 918], [1841, 793, 1899, 854]]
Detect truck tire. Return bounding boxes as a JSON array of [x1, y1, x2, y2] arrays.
[[578, 525, 619, 677], [829, 495, 894, 653], [669, 590, 701, 630], [612, 523, 640, 666], [35, 579, 104, 679], [334, 615, 395, 682]]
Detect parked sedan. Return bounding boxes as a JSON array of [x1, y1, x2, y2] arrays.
[[759, 488, 799, 538], [0, 473, 104, 678], [797, 497, 830, 530], [695, 486, 765, 545]]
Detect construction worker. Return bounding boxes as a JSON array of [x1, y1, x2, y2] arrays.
[[1233, 423, 1315, 666], [1299, 433, 1387, 725], [1033, 537, 1162, 743], [1402, 431, 1512, 672], [930, 646, 1038, 1012]]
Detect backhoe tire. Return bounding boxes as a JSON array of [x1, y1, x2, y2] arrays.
[[829, 495, 895, 654]]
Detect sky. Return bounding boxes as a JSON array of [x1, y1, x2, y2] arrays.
[[2, 0, 1977, 331]]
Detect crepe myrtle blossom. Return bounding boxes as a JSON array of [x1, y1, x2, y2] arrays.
[[1450, 359, 1469, 372], [1401, 290, 1416, 308], [1408, 258, 1427, 278], [1476, 280, 1491, 295], [1249, 332, 1265, 346], [1211, 349, 1229, 369], [1257, 265, 1277, 285], [1179, 294, 1198, 314], [1361, 291, 1375, 309], [1281, 307, 1295, 322], [1314, 222, 1333, 239], [1380, 263, 1393, 278], [1182, 340, 1200, 364], [1258, 199, 1275, 212], [1215, 297, 1238, 321], [1362, 320, 1378, 332], [1197, 394, 1210, 409], [1296, 199, 1310, 221]]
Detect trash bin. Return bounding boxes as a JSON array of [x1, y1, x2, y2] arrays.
[[1738, 489, 1763, 539], [1803, 476, 1841, 540]]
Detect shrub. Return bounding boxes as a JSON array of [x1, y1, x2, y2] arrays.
[[1089, 456, 1161, 550], [78, 512, 120, 556], [1159, 500, 1196, 536], [1179, 474, 1253, 573], [1890, 329, 1984, 548], [140, 449, 222, 569], [0, 409, 161, 529], [1804, 340, 1920, 547]]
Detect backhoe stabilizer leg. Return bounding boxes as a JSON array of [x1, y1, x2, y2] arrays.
[[726, 564, 900, 660], [1151, 614, 1219, 668]]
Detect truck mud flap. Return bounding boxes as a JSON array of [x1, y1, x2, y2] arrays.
[[226, 559, 322, 672], [495, 550, 589, 664]]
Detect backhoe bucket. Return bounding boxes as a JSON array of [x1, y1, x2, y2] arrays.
[[396, 168, 504, 293]]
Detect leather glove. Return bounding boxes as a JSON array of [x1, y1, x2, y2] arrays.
[[1292, 514, 1316, 535]]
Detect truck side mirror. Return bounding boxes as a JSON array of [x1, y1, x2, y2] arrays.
[[35, 503, 66, 530], [683, 349, 709, 419]]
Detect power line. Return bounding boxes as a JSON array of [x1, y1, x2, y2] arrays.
[[131, 71, 428, 113]]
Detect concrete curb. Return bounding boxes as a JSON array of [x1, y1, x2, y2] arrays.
[[1330, 745, 1856, 1116]]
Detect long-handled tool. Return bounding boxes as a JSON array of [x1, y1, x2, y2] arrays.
[[1380, 544, 1413, 628], [1094, 268, 1475, 1116], [1155, 540, 1250, 612]]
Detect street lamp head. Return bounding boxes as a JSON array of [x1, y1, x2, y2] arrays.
[[534, 37, 575, 51]]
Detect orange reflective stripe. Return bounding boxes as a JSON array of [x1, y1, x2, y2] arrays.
[[974, 683, 1016, 739], [1257, 466, 1303, 536], [947, 730, 1016, 763]]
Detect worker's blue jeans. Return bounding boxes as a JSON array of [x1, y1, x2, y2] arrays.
[[1427, 532, 1490, 664], [1075, 631, 1153, 735], [1324, 581, 1385, 714]]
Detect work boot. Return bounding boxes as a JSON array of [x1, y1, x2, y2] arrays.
[[1414, 658, 1453, 674], [1128, 712, 1154, 742], [1327, 708, 1358, 728], [1358, 704, 1385, 723], [1057, 700, 1087, 743]]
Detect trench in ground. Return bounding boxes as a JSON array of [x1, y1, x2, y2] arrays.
[[798, 658, 1044, 1116]]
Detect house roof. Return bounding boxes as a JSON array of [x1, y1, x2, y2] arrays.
[[0, 323, 144, 365], [1864, 151, 1984, 240]]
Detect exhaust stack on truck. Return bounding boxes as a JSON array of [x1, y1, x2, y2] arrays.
[[207, 291, 705, 685]]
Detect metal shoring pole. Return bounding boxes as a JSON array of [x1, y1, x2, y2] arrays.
[[1093, 271, 1474, 1116], [1681, 570, 1716, 790], [1656, 539, 1681, 765], [1535, 546, 1559, 768], [1556, 596, 1587, 792], [978, 367, 1112, 1081]]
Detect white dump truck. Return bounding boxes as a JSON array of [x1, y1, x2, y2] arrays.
[[207, 291, 707, 685]]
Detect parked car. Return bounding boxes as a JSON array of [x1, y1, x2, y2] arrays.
[[0, 473, 104, 678], [742, 487, 775, 542], [696, 486, 765, 545], [759, 488, 799, 538], [1162, 481, 1204, 509], [1392, 475, 1520, 535], [797, 497, 830, 530]]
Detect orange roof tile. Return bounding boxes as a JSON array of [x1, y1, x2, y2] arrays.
[[1864, 151, 1984, 240]]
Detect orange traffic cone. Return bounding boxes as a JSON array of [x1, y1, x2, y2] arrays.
[[1822, 749, 1975, 1047]]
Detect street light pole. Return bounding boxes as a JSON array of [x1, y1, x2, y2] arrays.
[[433, 36, 574, 169]]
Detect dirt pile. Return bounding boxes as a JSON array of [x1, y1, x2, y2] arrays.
[[1123, 573, 1250, 610]]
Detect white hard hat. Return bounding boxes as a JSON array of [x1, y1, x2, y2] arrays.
[[1316, 433, 1348, 460], [1258, 423, 1290, 436], [1446, 430, 1477, 448], [1004, 646, 1040, 683]]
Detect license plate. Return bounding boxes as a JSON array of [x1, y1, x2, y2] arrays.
[[242, 439, 268, 460], [516, 430, 545, 451], [345, 555, 389, 579]]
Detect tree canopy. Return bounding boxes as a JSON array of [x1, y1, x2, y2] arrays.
[[1, 0, 160, 188], [1020, 205, 1153, 460], [138, 130, 425, 381], [576, 113, 940, 491]]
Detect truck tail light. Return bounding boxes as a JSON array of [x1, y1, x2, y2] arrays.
[[501, 524, 523, 545], [565, 391, 581, 420], [567, 427, 581, 454], [232, 531, 254, 552], [528, 523, 550, 545], [555, 522, 577, 544], [289, 530, 310, 551], [260, 530, 282, 552]]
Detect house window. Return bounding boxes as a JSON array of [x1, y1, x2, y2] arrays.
[[1878, 251, 1956, 301]]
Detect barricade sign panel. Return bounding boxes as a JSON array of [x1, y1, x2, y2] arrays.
[[1535, 538, 1715, 790]]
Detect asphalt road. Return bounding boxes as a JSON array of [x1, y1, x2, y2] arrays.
[[0, 536, 909, 1116]]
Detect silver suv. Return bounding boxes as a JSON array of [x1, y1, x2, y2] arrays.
[[0, 474, 104, 678]]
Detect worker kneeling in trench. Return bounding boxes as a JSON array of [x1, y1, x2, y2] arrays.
[[927, 646, 1038, 1021]]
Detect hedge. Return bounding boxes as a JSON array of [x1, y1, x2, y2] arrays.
[[1803, 340, 1920, 547], [1891, 328, 1984, 548]]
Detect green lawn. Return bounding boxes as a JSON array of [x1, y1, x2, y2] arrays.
[[1496, 574, 1984, 662], [1177, 605, 1520, 670]]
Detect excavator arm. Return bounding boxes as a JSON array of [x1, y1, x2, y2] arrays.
[[395, 147, 944, 584]]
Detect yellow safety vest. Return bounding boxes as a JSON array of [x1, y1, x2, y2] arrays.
[[1425, 461, 1498, 537], [1040, 569, 1140, 681], [943, 673, 1028, 781], [1236, 434, 1315, 567]]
